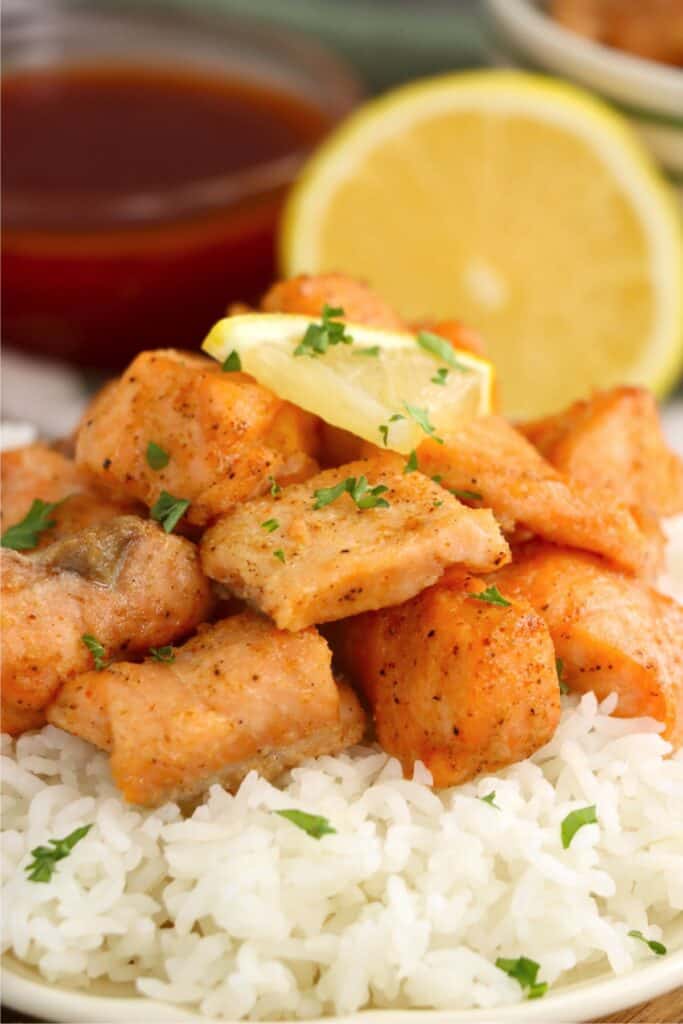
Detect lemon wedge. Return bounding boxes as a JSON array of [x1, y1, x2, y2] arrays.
[[202, 313, 493, 453], [280, 71, 683, 418]]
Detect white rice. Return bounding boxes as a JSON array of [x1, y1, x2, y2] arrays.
[[2, 522, 683, 1020]]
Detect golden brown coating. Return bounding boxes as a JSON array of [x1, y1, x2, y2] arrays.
[[201, 454, 510, 631], [551, 0, 683, 66], [48, 612, 367, 806], [491, 542, 683, 745], [261, 273, 405, 330], [332, 573, 560, 786], [417, 415, 661, 578], [1, 516, 212, 733]]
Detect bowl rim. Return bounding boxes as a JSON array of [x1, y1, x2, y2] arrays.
[[485, 0, 683, 117]]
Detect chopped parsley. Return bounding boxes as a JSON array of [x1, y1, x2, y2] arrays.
[[1, 498, 66, 551], [268, 475, 282, 497], [433, 498, 444, 508], [150, 491, 190, 533], [403, 402, 443, 444], [221, 350, 242, 372], [628, 930, 667, 957], [81, 634, 109, 671], [294, 304, 353, 357], [431, 367, 449, 386], [25, 825, 93, 883], [417, 330, 472, 372], [261, 518, 280, 533], [556, 657, 570, 695], [379, 413, 406, 448], [353, 346, 380, 357], [150, 646, 175, 663], [146, 442, 170, 471], [561, 805, 598, 849], [496, 956, 547, 999], [480, 791, 500, 809], [273, 548, 286, 563], [431, 474, 443, 484], [450, 488, 483, 503], [313, 476, 389, 511], [404, 450, 419, 474], [275, 809, 336, 839], [469, 586, 511, 608]]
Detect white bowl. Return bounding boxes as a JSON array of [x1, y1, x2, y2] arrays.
[[485, 0, 683, 183]]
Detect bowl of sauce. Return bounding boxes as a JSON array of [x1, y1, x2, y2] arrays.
[[1, 0, 362, 367]]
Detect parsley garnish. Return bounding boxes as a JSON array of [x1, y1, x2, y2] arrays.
[[150, 491, 190, 533], [379, 413, 405, 448], [496, 957, 547, 999], [353, 346, 380, 357], [417, 330, 472, 372], [313, 476, 389, 511], [294, 304, 353, 357], [221, 350, 242, 372], [146, 442, 170, 471], [403, 403, 443, 444], [480, 791, 500, 809], [433, 498, 444, 507], [82, 634, 109, 671], [451, 488, 483, 502], [431, 367, 449, 386], [273, 549, 286, 563], [404, 450, 419, 474], [1, 498, 66, 551], [561, 805, 598, 848], [150, 646, 175, 663], [628, 930, 667, 956], [24, 824, 93, 883], [268, 475, 281, 497], [469, 586, 511, 607], [261, 518, 280, 533], [275, 809, 336, 839], [431, 474, 443, 484], [556, 657, 569, 695]]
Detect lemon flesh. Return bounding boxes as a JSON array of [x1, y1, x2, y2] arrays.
[[202, 313, 492, 453], [281, 71, 683, 419]]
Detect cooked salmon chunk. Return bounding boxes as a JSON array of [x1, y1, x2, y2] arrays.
[[261, 273, 405, 330], [48, 612, 367, 806], [417, 415, 659, 577], [331, 573, 560, 786], [201, 455, 510, 630], [1, 443, 139, 549], [75, 349, 319, 526], [520, 387, 683, 518], [491, 543, 683, 745], [1, 516, 212, 733]]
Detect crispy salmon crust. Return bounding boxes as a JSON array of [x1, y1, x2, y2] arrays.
[[200, 455, 510, 631]]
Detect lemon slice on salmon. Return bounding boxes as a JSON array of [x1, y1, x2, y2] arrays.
[[202, 313, 493, 453], [280, 71, 683, 418]]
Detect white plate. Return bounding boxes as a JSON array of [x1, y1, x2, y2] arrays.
[[4, 948, 683, 1023]]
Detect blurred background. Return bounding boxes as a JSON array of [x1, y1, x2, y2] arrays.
[[2, 0, 682, 437]]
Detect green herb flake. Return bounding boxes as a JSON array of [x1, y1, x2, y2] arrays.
[[146, 441, 170, 471], [294, 304, 353, 357], [469, 586, 512, 608], [431, 475, 443, 484], [431, 367, 449, 386], [451, 488, 483, 503], [628, 930, 667, 957], [403, 402, 443, 444], [480, 791, 500, 809], [150, 646, 175, 663], [353, 346, 380, 357], [150, 491, 190, 533], [314, 476, 390, 511], [379, 413, 406, 448], [261, 518, 280, 533], [1, 498, 66, 551], [273, 548, 286, 563], [25, 824, 93, 883], [556, 657, 570, 695], [417, 330, 472, 372], [496, 957, 547, 999], [404, 450, 419, 474], [268, 475, 282, 497], [275, 809, 336, 839], [561, 805, 598, 849], [433, 498, 444, 508], [313, 480, 350, 510], [221, 350, 242, 372], [82, 634, 109, 671]]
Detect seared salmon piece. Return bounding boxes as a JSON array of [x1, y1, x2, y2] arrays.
[[201, 455, 510, 630], [261, 273, 405, 330], [75, 349, 319, 526], [1, 444, 140, 549], [492, 543, 683, 745], [48, 612, 367, 806], [332, 573, 560, 786], [1, 516, 212, 733], [417, 416, 659, 577], [521, 387, 683, 518]]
